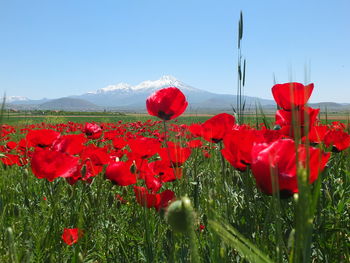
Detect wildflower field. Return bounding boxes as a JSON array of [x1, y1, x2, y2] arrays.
[[0, 83, 349, 263]]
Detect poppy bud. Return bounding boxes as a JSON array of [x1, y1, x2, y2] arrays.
[[273, 125, 281, 130], [130, 161, 137, 174], [166, 196, 195, 233]]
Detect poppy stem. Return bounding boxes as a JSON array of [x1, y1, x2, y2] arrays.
[[142, 206, 154, 262], [6, 227, 19, 263], [162, 120, 182, 191]]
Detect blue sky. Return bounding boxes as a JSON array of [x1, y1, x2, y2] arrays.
[[0, 0, 349, 102]]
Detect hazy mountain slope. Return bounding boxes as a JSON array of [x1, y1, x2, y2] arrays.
[[39, 98, 101, 111]]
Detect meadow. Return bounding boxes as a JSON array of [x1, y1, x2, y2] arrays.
[[0, 83, 349, 263]]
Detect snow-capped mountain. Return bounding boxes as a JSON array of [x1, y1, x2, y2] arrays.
[[1, 96, 30, 103], [88, 75, 199, 95], [7, 75, 279, 112], [70, 75, 215, 108], [89, 83, 133, 94]]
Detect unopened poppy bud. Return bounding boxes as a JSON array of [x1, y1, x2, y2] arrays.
[[273, 124, 281, 130], [166, 196, 195, 233], [293, 193, 299, 202], [78, 252, 84, 262], [81, 164, 87, 178], [130, 161, 137, 174]]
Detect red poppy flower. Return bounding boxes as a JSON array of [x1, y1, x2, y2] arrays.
[[308, 125, 328, 144], [80, 145, 110, 166], [275, 107, 319, 127], [198, 224, 205, 232], [324, 130, 350, 151], [112, 137, 128, 150], [155, 189, 175, 211], [26, 129, 60, 148], [83, 122, 102, 139], [201, 113, 235, 143], [127, 137, 161, 159], [221, 127, 261, 171], [6, 141, 17, 150], [133, 186, 159, 208], [148, 160, 183, 182], [133, 186, 175, 211], [275, 107, 319, 138], [189, 123, 203, 137], [52, 134, 87, 155], [330, 121, 346, 131], [272, 82, 314, 110], [145, 173, 163, 192], [251, 139, 330, 197], [0, 154, 25, 166], [105, 161, 137, 186], [146, 87, 188, 120], [61, 228, 83, 246], [31, 148, 79, 181], [159, 142, 191, 167], [187, 139, 203, 148]]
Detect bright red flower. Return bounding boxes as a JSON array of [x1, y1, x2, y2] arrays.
[[330, 121, 346, 131], [159, 141, 191, 167], [6, 141, 17, 150], [61, 228, 83, 246], [148, 160, 183, 182], [52, 134, 87, 155], [112, 137, 128, 150], [324, 130, 350, 151], [31, 148, 79, 181], [221, 126, 262, 171], [133, 186, 175, 211], [83, 122, 102, 139], [155, 189, 175, 211], [198, 224, 206, 232], [187, 139, 203, 148], [80, 145, 110, 166], [127, 137, 161, 159], [201, 113, 235, 143], [251, 139, 330, 197], [1, 154, 26, 166], [26, 129, 60, 148], [275, 107, 319, 138], [105, 161, 137, 186], [308, 125, 328, 144], [272, 82, 314, 110], [145, 173, 163, 192], [133, 186, 159, 208], [146, 87, 188, 120], [275, 107, 319, 127], [189, 123, 203, 137]]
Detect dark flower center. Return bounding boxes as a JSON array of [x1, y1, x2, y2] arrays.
[[158, 111, 172, 121]]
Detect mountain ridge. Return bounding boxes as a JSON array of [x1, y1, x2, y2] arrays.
[[5, 75, 350, 112]]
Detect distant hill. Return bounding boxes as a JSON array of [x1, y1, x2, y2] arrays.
[[39, 97, 101, 111], [5, 76, 350, 113]]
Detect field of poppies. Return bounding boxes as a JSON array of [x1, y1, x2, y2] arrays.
[[0, 83, 349, 262]]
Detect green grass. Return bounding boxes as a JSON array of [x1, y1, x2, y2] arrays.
[[4, 112, 348, 128], [3, 114, 213, 126]]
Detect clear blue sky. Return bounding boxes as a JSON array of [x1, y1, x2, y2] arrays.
[[0, 0, 349, 102]]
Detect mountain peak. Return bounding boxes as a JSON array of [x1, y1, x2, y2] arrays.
[[159, 75, 178, 82], [90, 83, 132, 94], [89, 75, 198, 94], [1, 96, 29, 103]]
